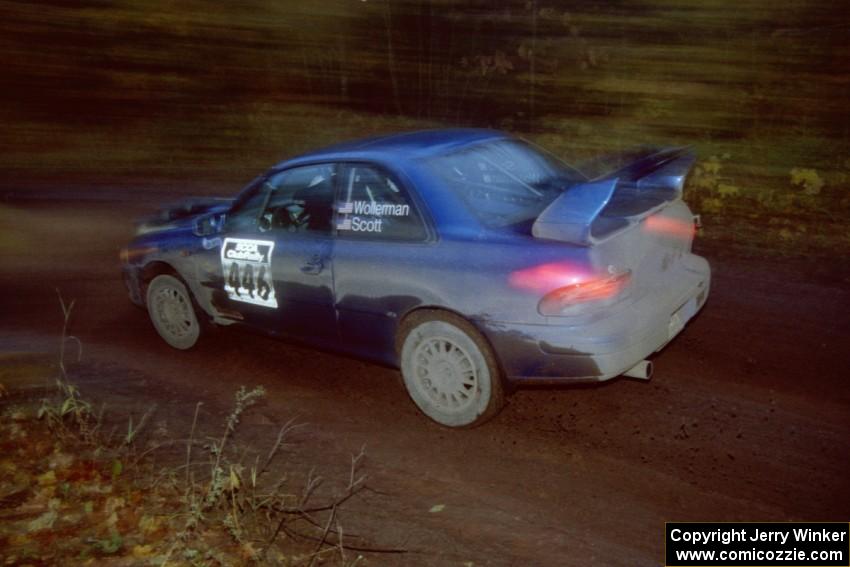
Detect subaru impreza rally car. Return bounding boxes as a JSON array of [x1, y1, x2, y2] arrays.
[[121, 129, 710, 427]]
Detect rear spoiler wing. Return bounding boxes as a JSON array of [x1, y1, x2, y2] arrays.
[[532, 147, 695, 246]]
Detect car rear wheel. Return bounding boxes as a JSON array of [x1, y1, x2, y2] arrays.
[[399, 311, 505, 428], [146, 274, 201, 350]]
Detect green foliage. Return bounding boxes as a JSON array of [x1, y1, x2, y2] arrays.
[[111, 459, 123, 479], [717, 184, 740, 198], [94, 532, 124, 555], [686, 156, 835, 224], [769, 217, 808, 246], [700, 197, 724, 214], [38, 378, 100, 444], [0, 0, 847, 248], [160, 384, 368, 566], [790, 168, 824, 196], [4, 294, 376, 566], [755, 188, 794, 212], [686, 154, 742, 215], [788, 168, 825, 211]]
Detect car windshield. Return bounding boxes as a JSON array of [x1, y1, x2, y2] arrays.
[[425, 139, 586, 227]]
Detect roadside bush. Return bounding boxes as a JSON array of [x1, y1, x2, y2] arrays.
[[0, 293, 389, 566]]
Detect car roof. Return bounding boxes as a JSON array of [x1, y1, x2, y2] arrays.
[[274, 128, 508, 168]]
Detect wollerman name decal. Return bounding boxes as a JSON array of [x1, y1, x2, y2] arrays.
[[336, 200, 411, 233]]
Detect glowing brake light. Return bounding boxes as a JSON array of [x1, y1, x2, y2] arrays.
[[508, 261, 592, 292], [643, 214, 695, 241], [538, 269, 632, 316]]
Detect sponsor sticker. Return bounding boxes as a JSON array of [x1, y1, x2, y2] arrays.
[[221, 238, 277, 308]]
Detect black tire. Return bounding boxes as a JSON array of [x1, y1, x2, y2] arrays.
[[398, 310, 505, 428], [146, 274, 202, 350]]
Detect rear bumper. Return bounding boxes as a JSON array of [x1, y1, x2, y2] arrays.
[[480, 254, 710, 383]]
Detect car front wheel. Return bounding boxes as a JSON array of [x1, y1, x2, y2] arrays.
[[399, 311, 505, 428], [146, 274, 202, 350]]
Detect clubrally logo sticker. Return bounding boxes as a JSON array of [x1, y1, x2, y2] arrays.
[[221, 238, 277, 308]]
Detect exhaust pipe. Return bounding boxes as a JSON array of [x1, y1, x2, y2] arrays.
[[623, 360, 653, 380]]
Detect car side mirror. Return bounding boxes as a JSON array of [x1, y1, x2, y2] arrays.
[[258, 214, 272, 232], [193, 212, 226, 237]]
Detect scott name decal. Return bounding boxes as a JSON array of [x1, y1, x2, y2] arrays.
[[336, 201, 410, 233]]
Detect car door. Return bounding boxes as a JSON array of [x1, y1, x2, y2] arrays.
[[331, 163, 433, 363], [213, 163, 338, 344]]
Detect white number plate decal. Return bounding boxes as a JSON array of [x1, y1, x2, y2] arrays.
[[221, 238, 277, 308]]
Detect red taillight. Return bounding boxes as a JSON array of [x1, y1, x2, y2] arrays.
[[508, 261, 592, 292], [644, 214, 695, 241], [538, 269, 632, 316]]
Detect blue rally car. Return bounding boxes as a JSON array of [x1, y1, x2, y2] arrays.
[[121, 129, 710, 427]]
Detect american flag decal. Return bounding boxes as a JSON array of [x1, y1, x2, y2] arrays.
[[336, 218, 352, 230], [337, 201, 354, 214]]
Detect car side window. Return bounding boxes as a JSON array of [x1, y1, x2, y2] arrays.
[[335, 165, 427, 241], [224, 177, 271, 233], [226, 165, 336, 235], [259, 164, 336, 235]]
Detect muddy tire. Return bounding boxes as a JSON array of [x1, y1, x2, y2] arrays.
[[399, 311, 505, 428], [146, 274, 202, 350]]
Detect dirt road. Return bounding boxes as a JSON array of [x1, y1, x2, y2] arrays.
[[1, 198, 848, 566]]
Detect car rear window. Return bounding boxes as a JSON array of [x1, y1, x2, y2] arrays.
[[425, 139, 585, 228]]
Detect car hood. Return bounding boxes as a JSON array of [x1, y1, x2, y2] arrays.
[[136, 197, 233, 235]]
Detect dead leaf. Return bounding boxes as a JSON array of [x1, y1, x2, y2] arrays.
[[0, 460, 16, 474], [31, 484, 57, 505], [28, 506, 58, 531], [790, 167, 824, 195], [228, 466, 240, 491], [132, 544, 154, 558], [240, 541, 259, 561], [10, 409, 28, 420], [139, 514, 164, 535], [105, 511, 119, 527], [703, 156, 722, 175], [37, 470, 57, 486], [717, 184, 740, 198], [8, 533, 30, 547], [49, 451, 74, 470], [105, 495, 125, 514]]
